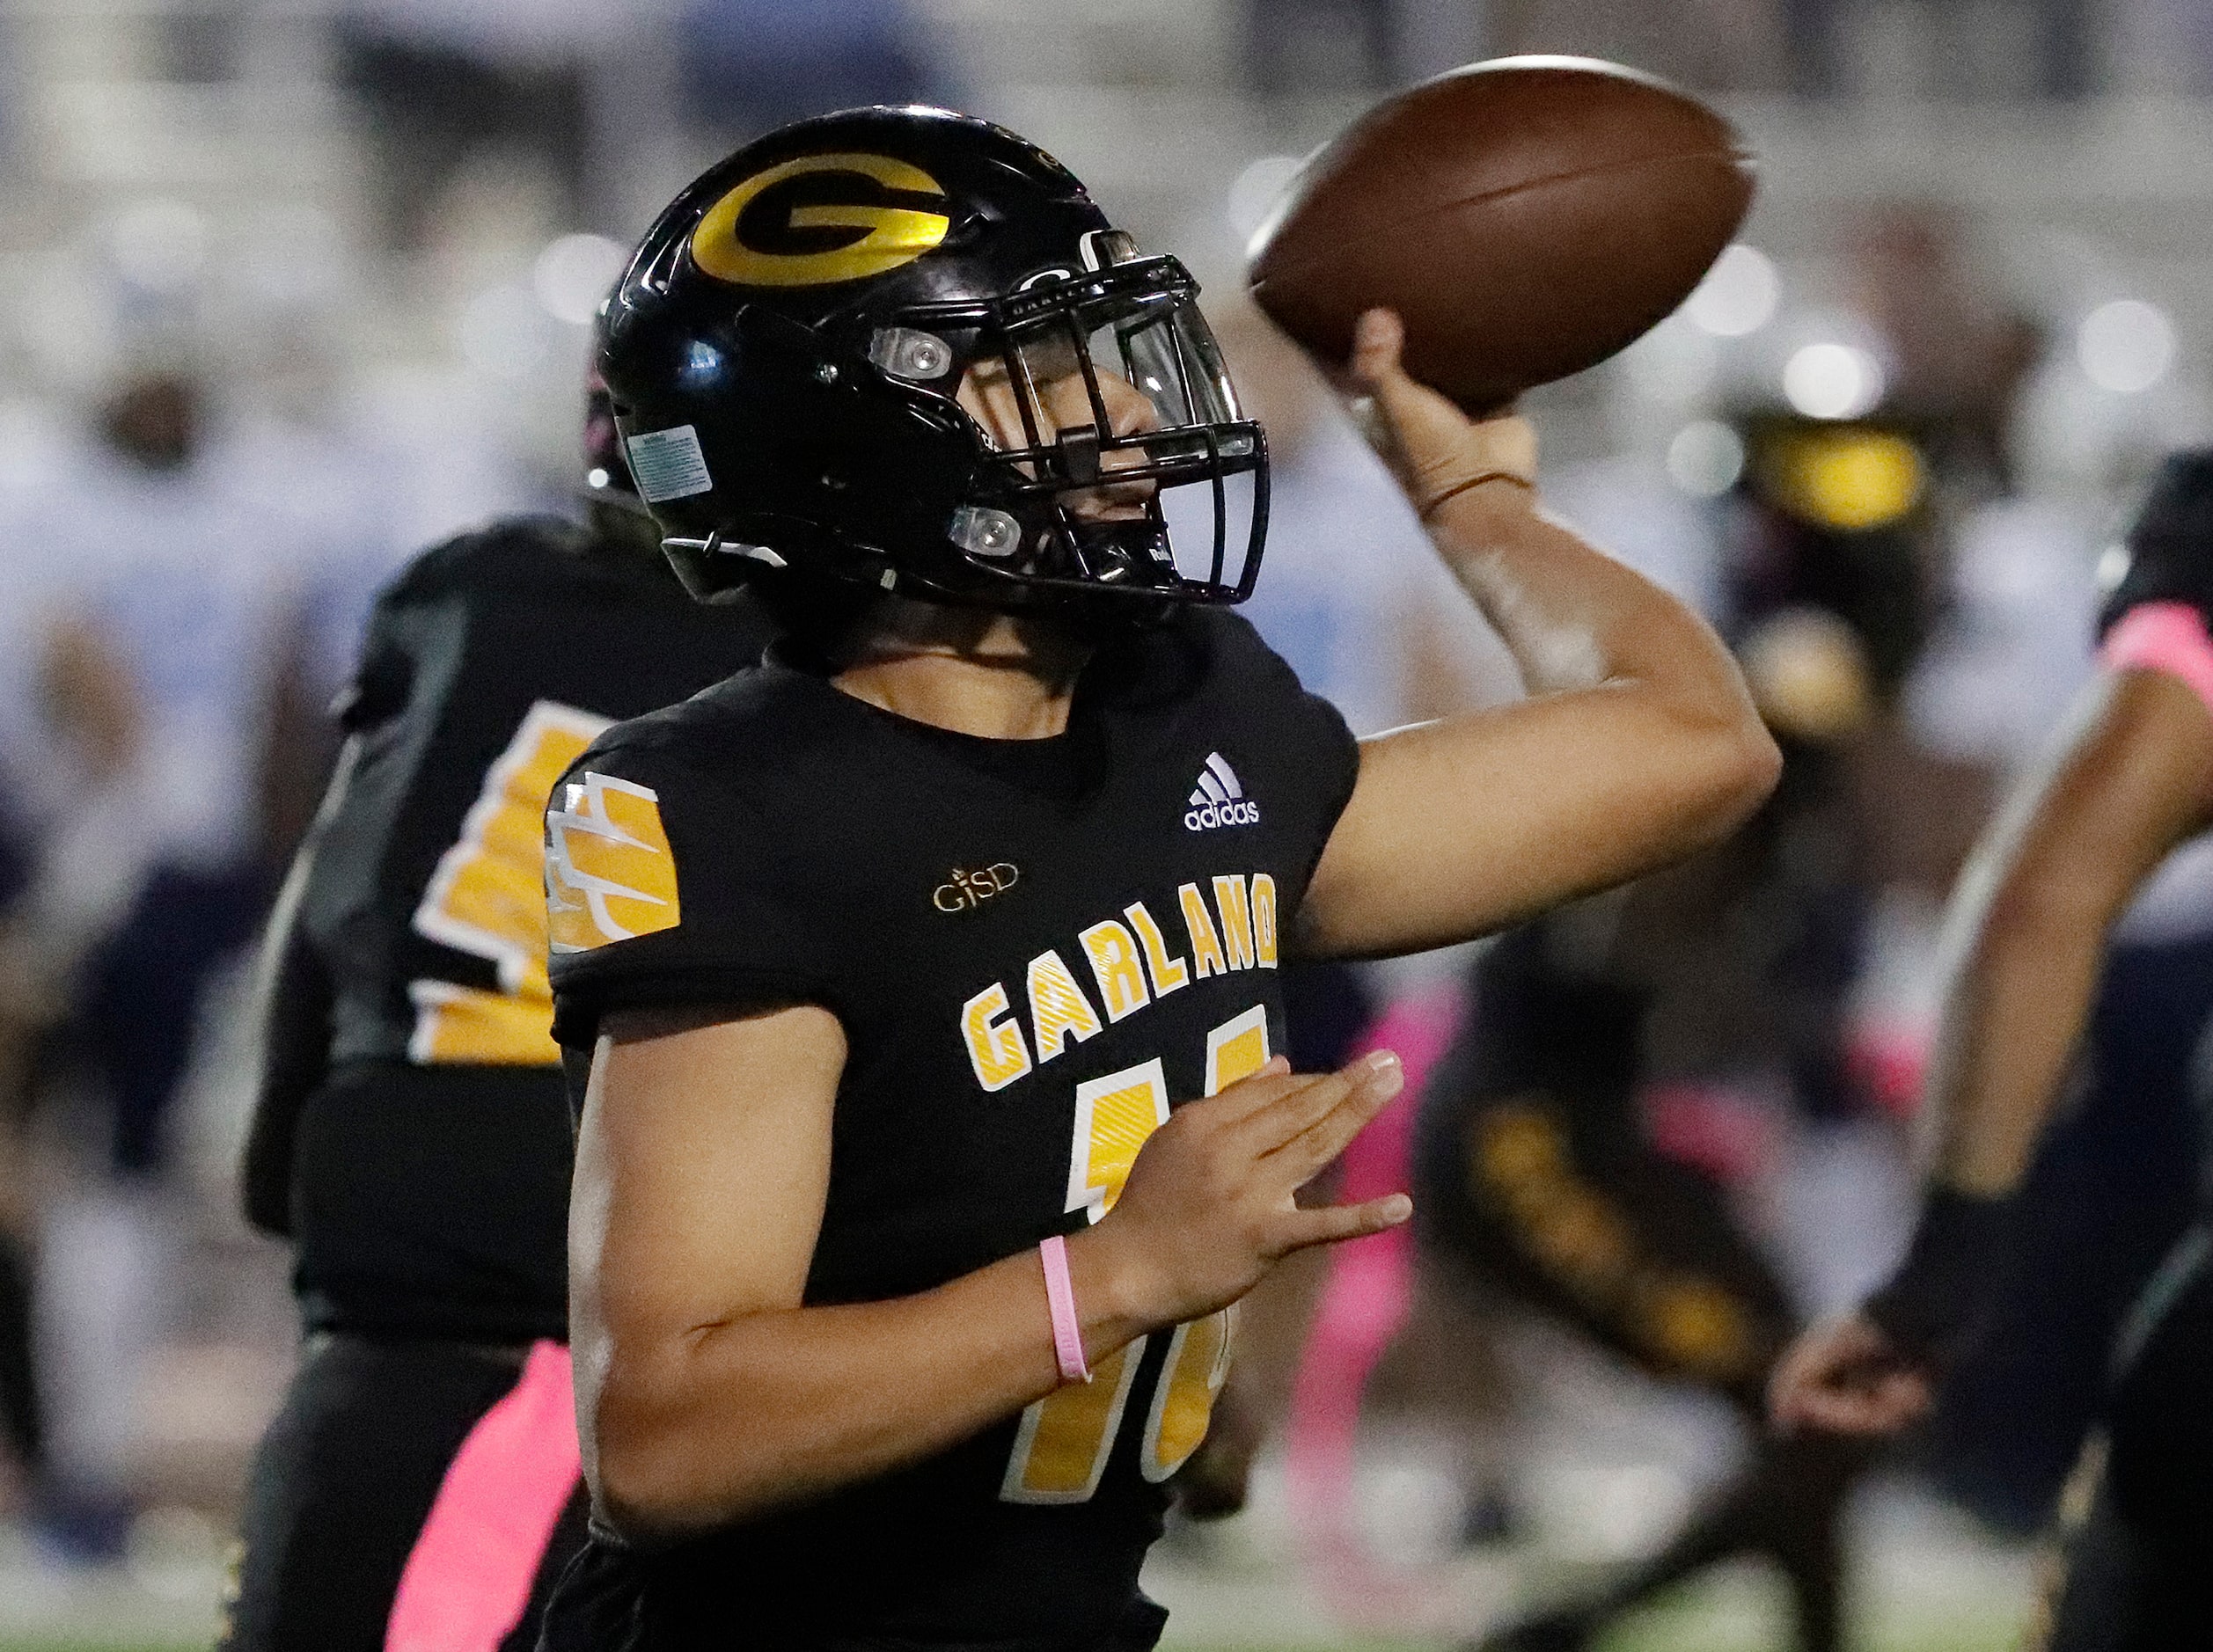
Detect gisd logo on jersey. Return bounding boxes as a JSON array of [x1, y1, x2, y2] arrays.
[[546, 772, 683, 952], [692, 153, 952, 289]]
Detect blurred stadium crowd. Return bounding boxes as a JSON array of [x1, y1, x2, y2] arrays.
[[0, 0, 2202, 1646]]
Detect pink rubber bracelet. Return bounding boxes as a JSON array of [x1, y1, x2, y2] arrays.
[[1038, 1235, 1090, 1385], [2102, 602, 2213, 720]]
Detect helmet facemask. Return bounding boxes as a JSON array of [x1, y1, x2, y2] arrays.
[[605, 111, 1271, 621], [861, 238, 1268, 612]]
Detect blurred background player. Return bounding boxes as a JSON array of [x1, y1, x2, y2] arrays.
[[4, 357, 338, 1553], [1413, 413, 1938, 1652], [220, 390, 768, 1652], [1771, 450, 2213, 1649], [1233, 192, 2118, 1648]]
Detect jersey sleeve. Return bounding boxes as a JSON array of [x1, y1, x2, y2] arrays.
[[2095, 450, 2213, 717], [544, 733, 838, 1049], [1202, 610, 1362, 906]]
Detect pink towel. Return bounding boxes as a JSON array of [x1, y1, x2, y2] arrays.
[[385, 1340, 582, 1652], [1286, 989, 1462, 1570]]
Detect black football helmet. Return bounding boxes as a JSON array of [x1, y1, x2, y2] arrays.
[[597, 106, 1267, 614]]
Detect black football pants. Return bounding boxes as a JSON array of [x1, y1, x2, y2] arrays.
[[1414, 1084, 1792, 1410], [223, 1333, 587, 1652]]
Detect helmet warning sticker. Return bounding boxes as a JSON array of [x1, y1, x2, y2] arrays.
[[692, 152, 952, 289], [624, 426, 714, 503], [546, 772, 683, 952]]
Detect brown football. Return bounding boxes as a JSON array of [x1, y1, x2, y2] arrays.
[[1245, 55, 1755, 413]]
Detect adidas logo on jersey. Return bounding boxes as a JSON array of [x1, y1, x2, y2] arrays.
[[1184, 753, 1259, 831]]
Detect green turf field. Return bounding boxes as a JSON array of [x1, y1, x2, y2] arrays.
[[0, 1482, 2036, 1652]]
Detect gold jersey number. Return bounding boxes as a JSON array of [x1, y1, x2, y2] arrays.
[[407, 701, 612, 1064], [999, 1004, 1270, 1503]]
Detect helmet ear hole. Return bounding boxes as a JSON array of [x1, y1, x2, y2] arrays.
[[869, 328, 955, 382], [949, 506, 1022, 559]]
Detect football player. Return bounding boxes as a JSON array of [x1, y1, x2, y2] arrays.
[[1423, 825, 1868, 1652], [1425, 435, 1941, 1652], [220, 392, 770, 1652], [544, 107, 1778, 1650], [1771, 450, 2213, 1648]]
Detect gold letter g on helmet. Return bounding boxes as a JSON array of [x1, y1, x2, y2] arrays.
[[692, 153, 952, 289]]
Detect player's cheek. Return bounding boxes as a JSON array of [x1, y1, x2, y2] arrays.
[[1036, 374, 1095, 437]]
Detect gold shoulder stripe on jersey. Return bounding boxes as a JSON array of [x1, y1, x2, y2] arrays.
[[546, 771, 682, 952], [692, 152, 951, 289], [410, 700, 612, 1064]]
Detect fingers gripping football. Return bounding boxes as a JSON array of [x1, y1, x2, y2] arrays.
[[1083, 1051, 1411, 1332], [1343, 309, 1537, 521]]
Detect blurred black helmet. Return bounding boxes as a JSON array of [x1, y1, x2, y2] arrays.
[[597, 106, 1267, 616]]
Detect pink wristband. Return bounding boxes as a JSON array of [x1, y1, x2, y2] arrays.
[[2101, 602, 2213, 720], [1038, 1235, 1090, 1385]]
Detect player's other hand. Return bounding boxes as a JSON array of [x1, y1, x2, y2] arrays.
[[1769, 1309, 1935, 1438], [1074, 1051, 1411, 1334], [1338, 307, 1537, 520]]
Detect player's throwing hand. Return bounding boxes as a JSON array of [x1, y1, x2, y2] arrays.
[[1338, 308, 1538, 518]]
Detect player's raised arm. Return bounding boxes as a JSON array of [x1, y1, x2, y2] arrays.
[[1772, 628, 2213, 1436], [1771, 453, 2213, 1439], [572, 1011, 1406, 1541], [1296, 310, 1780, 960], [239, 631, 387, 1238]]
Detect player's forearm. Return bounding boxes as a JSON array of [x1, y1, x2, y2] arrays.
[[1851, 672, 2213, 1362], [1920, 673, 2213, 1195], [1293, 497, 1775, 959], [1424, 479, 1778, 872], [1858, 883, 2117, 1357], [583, 1229, 1151, 1542], [1348, 311, 1769, 802], [1430, 480, 1755, 723], [1921, 869, 2117, 1196]]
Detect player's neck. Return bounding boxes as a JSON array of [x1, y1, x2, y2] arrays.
[[830, 598, 1090, 740]]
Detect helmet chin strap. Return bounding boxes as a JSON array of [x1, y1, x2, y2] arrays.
[[663, 530, 788, 569]]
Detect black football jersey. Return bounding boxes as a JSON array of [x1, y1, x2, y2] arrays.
[[541, 610, 1359, 1650], [283, 517, 768, 1341]]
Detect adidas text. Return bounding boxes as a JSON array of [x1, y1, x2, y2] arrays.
[[1185, 799, 1261, 831]]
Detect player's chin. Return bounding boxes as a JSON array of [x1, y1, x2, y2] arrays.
[[1065, 491, 1155, 523]]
